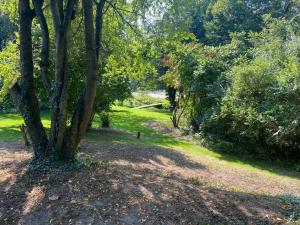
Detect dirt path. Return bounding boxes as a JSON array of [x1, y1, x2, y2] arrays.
[[0, 141, 299, 225]]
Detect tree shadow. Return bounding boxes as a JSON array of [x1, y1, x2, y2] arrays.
[[0, 126, 22, 141], [0, 114, 22, 120], [0, 144, 296, 225], [209, 146, 300, 181], [80, 141, 206, 170], [101, 109, 300, 181]]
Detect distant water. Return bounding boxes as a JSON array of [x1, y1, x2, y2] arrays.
[[132, 90, 167, 99]]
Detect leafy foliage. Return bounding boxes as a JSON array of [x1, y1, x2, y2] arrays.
[[159, 16, 300, 160], [215, 19, 300, 158], [0, 39, 19, 100]]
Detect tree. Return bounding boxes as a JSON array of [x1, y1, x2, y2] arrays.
[[0, 14, 14, 49], [8, 0, 106, 161], [3, 0, 165, 161]]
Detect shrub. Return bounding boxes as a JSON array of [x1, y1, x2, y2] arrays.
[[211, 19, 300, 159]]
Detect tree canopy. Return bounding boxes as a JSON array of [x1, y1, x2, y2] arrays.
[[0, 0, 300, 161]]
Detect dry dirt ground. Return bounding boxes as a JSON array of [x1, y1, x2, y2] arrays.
[[0, 140, 300, 225]]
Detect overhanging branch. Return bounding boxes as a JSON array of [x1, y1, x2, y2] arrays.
[[32, 0, 52, 94]]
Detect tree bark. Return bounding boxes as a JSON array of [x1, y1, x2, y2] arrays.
[[32, 0, 52, 94], [13, 0, 106, 162], [48, 0, 78, 157], [95, 0, 106, 60], [48, 29, 69, 155], [11, 0, 48, 159], [63, 0, 101, 159]]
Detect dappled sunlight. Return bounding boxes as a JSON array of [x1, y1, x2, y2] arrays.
[[1, 168, 17, 192], [1, 167, 28, 192], [80, 141, 300, 198], [22, 186, 45, 215], [0, 106, 299, 224], [1, 0, 300, 223], [0, 149, 32, 164], [138, 185, 155, 200], [0, 141, 297, 224], [0, 142, 32, 193]]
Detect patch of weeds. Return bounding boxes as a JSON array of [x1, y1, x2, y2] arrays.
[[77, 157, 109, 169], [102, 210, 113, 218], [278, 195, 300, 223], [199, 219, 211, 225], [189, 177, 201, 186], [199, 219, 231, 225], [294, 164, 300, 172]]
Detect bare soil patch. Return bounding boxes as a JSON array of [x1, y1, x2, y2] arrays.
[[143, 121, 184, 137], [0, 141, 299, 225]]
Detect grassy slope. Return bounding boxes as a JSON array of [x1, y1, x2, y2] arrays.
[[1, 106, 300, 190]]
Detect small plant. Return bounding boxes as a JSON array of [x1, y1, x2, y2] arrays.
[[100, 111, 110, 128], [199, 219, 211, 225], [102, 210, 113, 218], [213, 140, 234, 153], [279, 195, 300, 223], [77, 157, 109, 169], [190, 177, 201, 186], [295, 165, 300, 172]]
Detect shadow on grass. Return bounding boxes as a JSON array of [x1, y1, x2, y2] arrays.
[[0, 111, 51, 142], [1, 109, 299, 180], [81, 141, 206, 170], [0, 143, 294, 225], [0, 126, 22, 141], [0, 114, 23, 120], [91, 108, 300, 181], [187, 149, 299, 182]]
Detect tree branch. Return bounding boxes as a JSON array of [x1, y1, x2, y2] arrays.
[[50, 0, 61, 32], [66, 0, 99, 156], [57, 0, 64, 21], [63, 0, 78, 31], [32, 0, 52, 94], [106, 0, 141, 36], [95, 0, 106, 58]]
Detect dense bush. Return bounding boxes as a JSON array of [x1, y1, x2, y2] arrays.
[[163, 19, 300, 160], [161, 32, 249, 130], [213, 19, 300, 158]]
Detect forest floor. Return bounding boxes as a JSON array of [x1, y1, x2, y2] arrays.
[[0, 107, 300, 225]]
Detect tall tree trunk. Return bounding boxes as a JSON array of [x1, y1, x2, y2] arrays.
[[95, 0, 106, 60], [87, 0, 106, 129], [63, 0, 101, 159], [49, 30, 69, 155], [13, 0, 105, 162], [166, 86, 177, 110], [48, 0, 77, 157], [10, 0, 48, 159], [32, 0, 52, 95]]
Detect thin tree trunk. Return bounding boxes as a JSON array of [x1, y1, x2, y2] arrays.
[[49, 31, 69, 155], [95, 0, 106, 60], [48, 0, 77, 157], [88, 0, 106, 129], [63, 0, 101, 159], [11, 0, 48, 159], [32, 0, 52, 94]]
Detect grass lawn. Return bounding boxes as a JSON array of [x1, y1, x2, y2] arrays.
[[1, 106, 300, 224], [1, 106, 300, 189]]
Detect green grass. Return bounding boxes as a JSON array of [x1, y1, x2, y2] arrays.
[[0, 106, 299, 181], [0, 112, 51, 141], [91, 107, 300, 179]]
